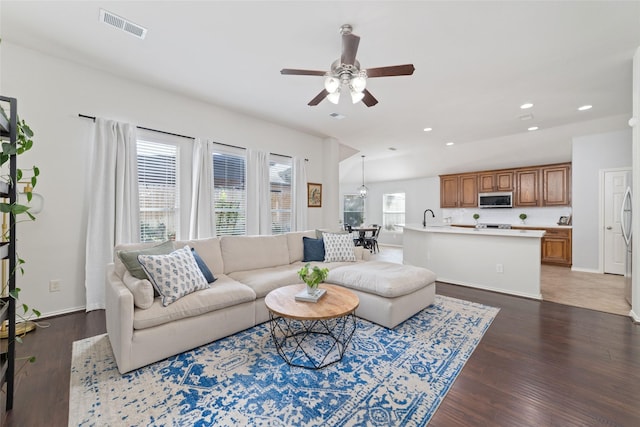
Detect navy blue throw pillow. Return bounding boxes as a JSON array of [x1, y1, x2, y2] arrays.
[[191, 248, 217, 284], [303, 237, 325, 262]]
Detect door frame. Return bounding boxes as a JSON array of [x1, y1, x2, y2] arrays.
[[599, 167, 632, 274]]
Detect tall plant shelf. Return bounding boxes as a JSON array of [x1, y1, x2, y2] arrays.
[[0, 95, 18, 412]]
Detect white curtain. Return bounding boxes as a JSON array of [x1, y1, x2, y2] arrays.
[[85, 118, 139, 311], [246, 149, 271, 235], [292, 157, 308, 231], [189, 138, 215, 238]]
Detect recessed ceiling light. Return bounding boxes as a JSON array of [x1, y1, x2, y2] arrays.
[[329, 112, 346, 120], [445, 142, 454, 146], [388, 147, 397, 151], [423, 127, 433, 132], [520, 103, 534, 109], [578, 105, 592, 111], [519, 114, 534, 121], [528, 126, 539, 131]]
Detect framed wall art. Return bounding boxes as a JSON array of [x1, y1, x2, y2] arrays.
[[307, 183, 322, 208]]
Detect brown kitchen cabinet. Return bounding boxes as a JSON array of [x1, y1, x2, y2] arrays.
[[542, 164, 571, 206], [541, 228, 572, 266], [515, 168, 540, 206], [440, 162, 571, 209], [513, 226, 572, 266], [439, 173, 478, 208], [478, 170, 514, 192]]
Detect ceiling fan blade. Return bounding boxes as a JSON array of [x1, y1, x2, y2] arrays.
[[280, 69, 327, 76], [308, 89, 329, 106], [362, 89, 378, 107], [341, 33, 360, 65], [366, 64, 415, 78]]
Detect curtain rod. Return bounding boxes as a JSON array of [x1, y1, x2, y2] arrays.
[[78, 113, 296, 159]]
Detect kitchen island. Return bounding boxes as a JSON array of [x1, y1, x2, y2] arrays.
[[403, 224, 546, 299]]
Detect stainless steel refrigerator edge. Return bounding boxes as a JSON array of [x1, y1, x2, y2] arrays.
[[622, 184, 632, 305]]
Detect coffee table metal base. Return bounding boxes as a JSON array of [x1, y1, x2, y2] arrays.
[[268, 312, 357, 369]]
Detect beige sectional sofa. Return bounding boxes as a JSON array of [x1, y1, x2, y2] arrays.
[[105, 231, 436, 373]]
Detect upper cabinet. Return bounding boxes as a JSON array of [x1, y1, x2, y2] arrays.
[[441, 162, 571, 208], [440, 173, 478, 208], [514, 168, 540, 206], [478, 170, 514, 192], [541, 164, 571, 206]]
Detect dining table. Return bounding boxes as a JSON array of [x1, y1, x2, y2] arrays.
[[351, 227, 378, 247]]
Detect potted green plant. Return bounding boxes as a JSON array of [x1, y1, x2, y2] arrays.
[[472, 213, 480, 224], [519, 213, 527, 224], [0, 102, 41, 341], [297, 263, 329, 296]]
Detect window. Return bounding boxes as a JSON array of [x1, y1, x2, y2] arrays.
[[213, 146, 246, 236], [343, 195, 365, 227], [137, 140, 179, 242], [383, 192, 405, 231], [270, 154, 292, 234]]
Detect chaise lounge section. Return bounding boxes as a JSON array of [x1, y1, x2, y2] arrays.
[[105, 231, 436, 373]]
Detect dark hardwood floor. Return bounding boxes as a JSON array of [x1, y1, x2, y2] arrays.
[[5, 283, 640, 426]]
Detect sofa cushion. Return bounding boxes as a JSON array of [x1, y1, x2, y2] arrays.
[[138, 246, 210, 306], [117, 240, 175, 280], [174, 237, 224, 276], [191, 248, 216, 284], [315, 229, 348, 239], [221, 234, 290, 274], [122, 270, 155, 310], [323, 232, 356, 262], [302, 237, 325, 262], [327, 261, 437, 298], [228, 265, 302, 298], [286, 230, 318, 263], [133, 275, 256, 330]]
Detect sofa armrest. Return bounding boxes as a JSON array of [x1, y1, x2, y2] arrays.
[[105, 263, 135, 373]]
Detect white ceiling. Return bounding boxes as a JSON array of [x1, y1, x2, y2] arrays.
[[1, 1, 639, 184]]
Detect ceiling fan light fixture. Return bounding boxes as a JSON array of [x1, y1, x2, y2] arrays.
[[351, 72, 367, 92], [350, 88, 365, 104], [327, 90, 341, 104], [324, 75, 340, 93]]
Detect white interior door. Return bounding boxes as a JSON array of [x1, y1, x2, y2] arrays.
[[604, 169, 631, 274]]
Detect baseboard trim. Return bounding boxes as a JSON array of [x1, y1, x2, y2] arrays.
[[629, 309, 640, 324], [437, 278, 542, 301], [39, 305, 86, 319], [571, 267, 602, 274]]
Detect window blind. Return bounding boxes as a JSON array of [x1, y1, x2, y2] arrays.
[[383, 192, 405, 231], [213, 146, 246, 236], [137, 140, 179, 242], [270, 154, 292, 234]]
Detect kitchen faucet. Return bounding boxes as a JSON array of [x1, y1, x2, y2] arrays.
[[423, 209, 435, 227]]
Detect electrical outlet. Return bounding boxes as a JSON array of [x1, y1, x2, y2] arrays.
[[49, 279, 61, 292], [496, 264, 504, 273]]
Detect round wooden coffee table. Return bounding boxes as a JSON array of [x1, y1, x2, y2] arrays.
[[265, 284, 359, 369]]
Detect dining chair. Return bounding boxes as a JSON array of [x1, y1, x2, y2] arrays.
[[365, 225, 382, 253]]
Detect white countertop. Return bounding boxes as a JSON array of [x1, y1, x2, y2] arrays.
[[403, 224, 546, 238]]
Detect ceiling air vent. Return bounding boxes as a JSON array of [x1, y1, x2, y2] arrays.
[[99, 9, 147, 39]]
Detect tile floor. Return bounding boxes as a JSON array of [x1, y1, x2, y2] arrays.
[[371, 245, 632, 317]]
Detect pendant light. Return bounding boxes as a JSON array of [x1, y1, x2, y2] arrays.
[[358, 155, 368, 198]]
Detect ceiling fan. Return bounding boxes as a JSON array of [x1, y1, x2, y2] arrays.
[[280, 24, 415, 107]]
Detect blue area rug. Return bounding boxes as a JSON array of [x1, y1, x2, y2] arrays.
[[69, 295, 498, 426]]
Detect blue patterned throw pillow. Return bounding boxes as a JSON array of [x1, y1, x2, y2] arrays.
[[323, 232, 356, 262], [138, 245, 210, 306]]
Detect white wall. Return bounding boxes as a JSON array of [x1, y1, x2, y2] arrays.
[[340, 176, 441, 246], [572, 129, 632, 271], [0, 42, 329, 317]]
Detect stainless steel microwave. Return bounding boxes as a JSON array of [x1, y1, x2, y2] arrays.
[[478, 191, 513, 208]]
